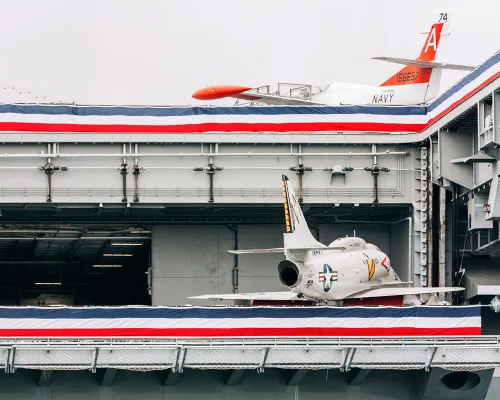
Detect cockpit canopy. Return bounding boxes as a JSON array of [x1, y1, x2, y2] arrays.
[[329, 237, 367, 252], [328, 237, 382, 253], [366, 243, 381, 252]]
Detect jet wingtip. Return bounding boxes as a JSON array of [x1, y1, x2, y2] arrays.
[[187, 295, 221, 300]]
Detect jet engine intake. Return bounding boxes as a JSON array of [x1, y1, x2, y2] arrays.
[[278, 260, 300, 287]]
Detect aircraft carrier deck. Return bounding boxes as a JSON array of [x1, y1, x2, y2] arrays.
[[0, 50, 499, 399]]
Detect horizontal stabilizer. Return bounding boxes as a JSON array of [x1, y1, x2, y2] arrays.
[[228, 248, 284, 254], [346, 286, 464, 299], [372, 56, 476, 71], [228, 246, 345, 255], [378, 281, 414, 287], [189, 291, 304, 301]]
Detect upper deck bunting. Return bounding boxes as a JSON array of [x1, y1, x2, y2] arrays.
[[0, 51, 498, 134]]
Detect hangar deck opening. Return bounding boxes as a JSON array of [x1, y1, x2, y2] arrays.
[[0, 201, 410, 306]]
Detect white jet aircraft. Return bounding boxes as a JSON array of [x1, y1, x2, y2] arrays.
[[190, 175, 464, 305], [192, 12, 475, 107]]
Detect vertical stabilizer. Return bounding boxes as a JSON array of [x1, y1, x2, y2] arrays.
[[379, 12, 450, 102], [281, 175, 323, 251]]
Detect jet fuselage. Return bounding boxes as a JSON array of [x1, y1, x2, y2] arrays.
[[280, 242, 396, 301]]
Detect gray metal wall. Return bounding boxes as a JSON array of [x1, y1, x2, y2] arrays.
[[0, 143, 416, 205], [151, 223, 408, 306]]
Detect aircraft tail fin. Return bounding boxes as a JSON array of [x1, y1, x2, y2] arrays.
[[281, 175, 323, 251], [224, 176, 327, 258], [376, 12, 451, 102]]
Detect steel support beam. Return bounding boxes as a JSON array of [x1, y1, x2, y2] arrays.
[[287, 369, 308, 386], [341, 348, 355, 372], [163, 370, 181, 386], [427, 170, 434, 287], [38, 370, 52, 386], [347, 368, 372, 385], [258, 347, 269, 373], [100, 368, 117, 386], [420, 147, 429, 287], [224, 369, 245, 386], [439, 186, 446, 299]]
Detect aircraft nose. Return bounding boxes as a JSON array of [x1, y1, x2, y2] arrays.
[[192, 85, 252, 100], [192, 87, 216, 100]]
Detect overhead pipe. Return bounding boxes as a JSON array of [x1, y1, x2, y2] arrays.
[[225, 225, 239, 293], [0, 236, 150, 241], [193, 145, 223, 203], [120, 166, 419, 172], [38, 144, 68, 203], [298, 144, 304, 202], [0, 227, 150, 232], [0, 261, 80, 264], [133, 145, 141, 203], [65, 167, 121, 170], [0, 229, 146, 234], [0, 151, 409, 159], [119, 145, 128, 203], [289, 144, 313, 203], [2, 165, 416, 172], [0, 229, 81, 233], [207, 150, 216, 203]]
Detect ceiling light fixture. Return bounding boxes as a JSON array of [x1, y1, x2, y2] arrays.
[[103, 254, 133, 257], [93, 264, 122, 268], [111, 243, 144, 246], [34, 282, 62, 286]]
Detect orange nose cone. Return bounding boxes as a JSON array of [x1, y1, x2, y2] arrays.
[[192, 85, 252, 100]]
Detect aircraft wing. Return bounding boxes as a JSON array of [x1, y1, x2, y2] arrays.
[[228, 246, 345, 255], [192, 85, 324, 105], [188, 291, 305, 301], [189, 286, 464, 302], [228, 248, 284, 254], [233, 92, 323, 106], [345, 286, 464, 299]]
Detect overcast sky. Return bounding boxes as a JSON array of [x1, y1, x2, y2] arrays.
[[0, 0, 497, 106]]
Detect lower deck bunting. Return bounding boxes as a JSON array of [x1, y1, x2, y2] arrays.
[[0, 326, 481, 337], [0, 305, 482, 338]]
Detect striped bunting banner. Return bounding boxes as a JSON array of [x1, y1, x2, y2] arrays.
[[0, 306, 481, 337], [0, 51, 496, 135]]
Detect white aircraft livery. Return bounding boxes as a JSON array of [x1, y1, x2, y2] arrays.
[[192, 12, 475, 107], [190, 175, 464, 305]]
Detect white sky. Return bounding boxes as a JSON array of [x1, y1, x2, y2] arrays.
[[0, 0, 498, 106]]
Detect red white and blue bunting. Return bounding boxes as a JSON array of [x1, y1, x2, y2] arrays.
[[0, 52, 497, 135], [0, 306, 481, 337]]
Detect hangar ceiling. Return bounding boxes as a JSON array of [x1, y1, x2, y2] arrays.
[[0, 202, 411, 224]]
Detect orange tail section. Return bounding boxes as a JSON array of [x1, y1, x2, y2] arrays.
[[380, 13, 448, 87]]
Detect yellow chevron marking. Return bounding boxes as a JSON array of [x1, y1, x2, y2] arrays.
[[282, 180, 292, 233], [367, 259, 375, 280]]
